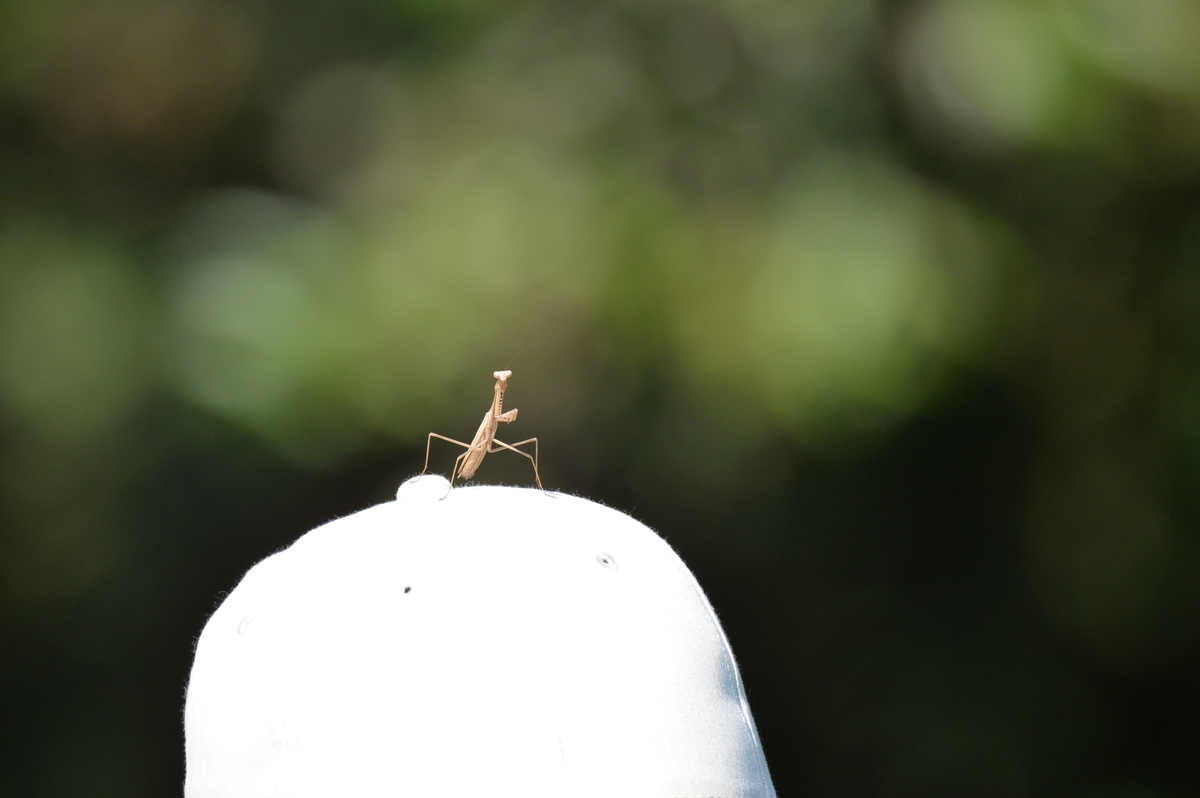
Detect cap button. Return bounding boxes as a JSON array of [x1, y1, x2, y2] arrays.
[[397, 474, 451, 501]]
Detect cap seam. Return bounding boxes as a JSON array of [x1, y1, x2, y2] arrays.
[[670, 547, 775, 797]]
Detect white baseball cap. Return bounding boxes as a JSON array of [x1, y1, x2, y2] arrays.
[[184, 475, 777, 798]]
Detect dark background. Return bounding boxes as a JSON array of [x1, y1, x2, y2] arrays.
[[3, 0, 1200, 796]]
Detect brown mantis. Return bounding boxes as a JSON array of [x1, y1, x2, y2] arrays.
[[420, 370, 545, 496]]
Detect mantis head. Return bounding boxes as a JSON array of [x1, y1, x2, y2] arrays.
[[494, 370, 512, 382]]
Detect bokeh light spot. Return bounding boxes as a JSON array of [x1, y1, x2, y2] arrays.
[[1053, 0, 1200, 95], [0, 220, 147, 441], [24, 0, 256, 154], [745, 154, 1004, 437], [899, 0, 1071, 148]]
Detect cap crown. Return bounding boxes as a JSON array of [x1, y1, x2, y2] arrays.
[[185, 477, 776, 798]]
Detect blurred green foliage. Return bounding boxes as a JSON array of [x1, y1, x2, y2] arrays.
[[2, 0, 1200, 795]]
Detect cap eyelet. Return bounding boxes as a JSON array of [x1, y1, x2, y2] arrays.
[[595, 552, 618, 571]]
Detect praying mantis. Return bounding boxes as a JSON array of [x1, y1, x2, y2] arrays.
[[420, 370, 545, 496]]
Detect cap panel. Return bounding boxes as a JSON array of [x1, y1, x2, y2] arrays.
[[185, 506, 404, 798], [185, 542, 316, 798], [516, 497, 774, 798], [278, 499, 569, 796]]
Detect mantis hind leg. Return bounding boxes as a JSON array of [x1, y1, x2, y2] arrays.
[[443, 450, 473, 500], [490, 437, 546, 493]]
